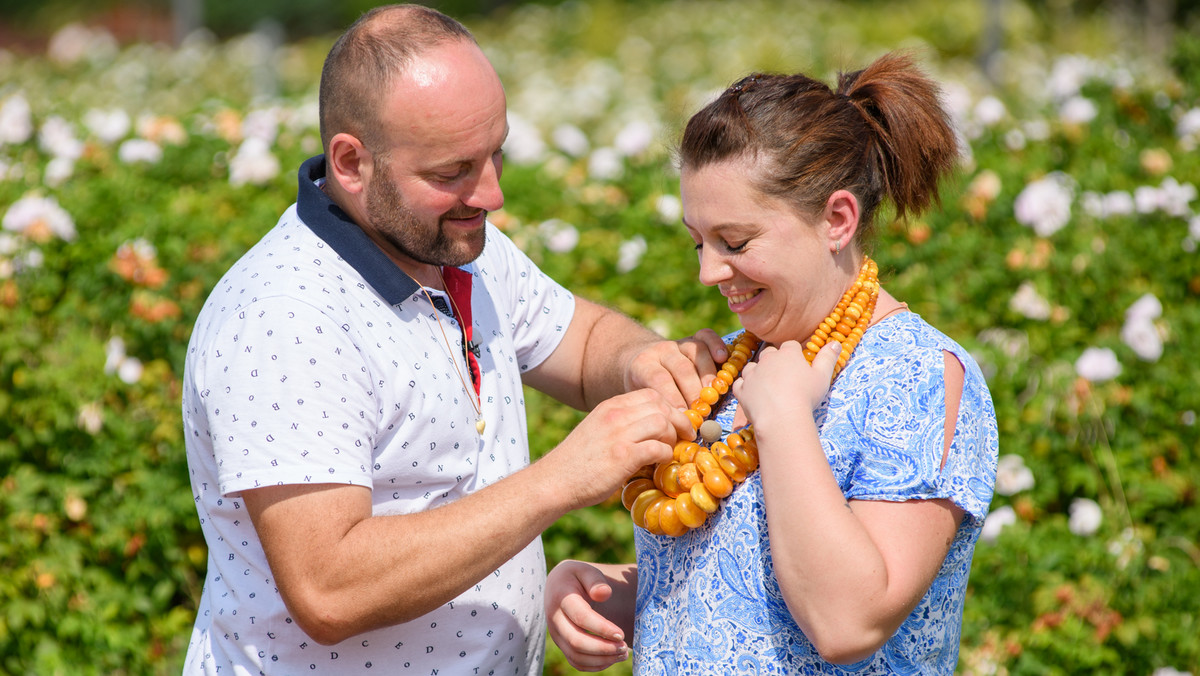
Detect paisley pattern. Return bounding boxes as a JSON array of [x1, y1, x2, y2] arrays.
[[633, 312, 999, 675]]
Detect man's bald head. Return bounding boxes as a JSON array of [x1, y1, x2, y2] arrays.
[[318, 4, 477, 154]]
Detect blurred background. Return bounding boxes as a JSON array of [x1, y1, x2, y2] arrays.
[[1, 1, 1198, 675], [0, 0, 1195, 51]]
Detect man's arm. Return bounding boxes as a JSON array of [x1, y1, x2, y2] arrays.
[[523, 296, 727, 410], [244, 386, 691, 645]]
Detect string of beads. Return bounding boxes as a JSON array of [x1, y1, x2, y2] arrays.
[[622, 257, 880, 536]]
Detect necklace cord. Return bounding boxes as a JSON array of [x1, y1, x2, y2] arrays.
[[417, 277, 483, 423]]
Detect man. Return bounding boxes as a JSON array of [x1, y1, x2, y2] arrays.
[[181, 4, 722, 674]]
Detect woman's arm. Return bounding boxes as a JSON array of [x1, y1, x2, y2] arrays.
[[736, 341, 965, 664]]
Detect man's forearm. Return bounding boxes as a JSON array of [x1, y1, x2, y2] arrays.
[[523, 297, 664, 411], [247, 459, 577, 644], [579, 306, 664, 409]]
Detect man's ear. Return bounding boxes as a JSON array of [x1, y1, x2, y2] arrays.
[[824, 189, 860, 254], [326, 132, 371, 195]]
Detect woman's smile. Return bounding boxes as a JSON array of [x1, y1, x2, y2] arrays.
[[725, 288, 761, 306]]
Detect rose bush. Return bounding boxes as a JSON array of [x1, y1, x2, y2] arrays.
[[1, 1, 1197, 674]]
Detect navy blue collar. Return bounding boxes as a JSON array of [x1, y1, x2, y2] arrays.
[[296, 154, 419, 304]]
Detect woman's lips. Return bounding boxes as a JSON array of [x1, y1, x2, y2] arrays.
[[725, 289, 761, 311]]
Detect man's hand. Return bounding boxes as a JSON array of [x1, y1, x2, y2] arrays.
[[526, 296, 729, 411], [624, 328, 727, 410], [538, 388, 692, 510]]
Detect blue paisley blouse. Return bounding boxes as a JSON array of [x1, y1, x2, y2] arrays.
[[633, 312, 999, 675]]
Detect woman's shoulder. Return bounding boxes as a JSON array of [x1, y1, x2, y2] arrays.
[[860, 312, 988, 385], [866, 311, 957, 350]]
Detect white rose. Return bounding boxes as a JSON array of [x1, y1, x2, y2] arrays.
[[980, 505, 1017, 543], [1121, 319, 1163, 362], [1013, 173, 1073, 237], [995, 454, 1035, 496], [614, 119, 655, 157], [551, 124, 589, 158], [1075, 346, 1122, 382], [1068, 497, 1103, 536], [538, 219, 579, 254], [118, 139, 163, 164], [1009, 282, 1052, 321], [1059, 96, 1097, 125], [655, 194, 682, 224], [616, 235, 647, 274], [587, 147, 624, 181]]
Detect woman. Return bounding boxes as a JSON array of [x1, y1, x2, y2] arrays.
[[545, 52, 999, 674]]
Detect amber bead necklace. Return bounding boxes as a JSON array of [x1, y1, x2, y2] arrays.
[[623, 256, 880, 536]]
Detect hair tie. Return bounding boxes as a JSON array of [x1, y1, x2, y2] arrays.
[[731, 74, 760, 95]]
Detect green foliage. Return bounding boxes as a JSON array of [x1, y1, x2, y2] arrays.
[[0, 1, 1198, 674], [1171, 26, 1200, 87]]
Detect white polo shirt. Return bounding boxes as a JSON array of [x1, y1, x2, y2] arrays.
[[182, 155, 575, 675]]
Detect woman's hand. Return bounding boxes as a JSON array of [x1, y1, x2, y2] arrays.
[[545, 560, 636, 671], [735, 339, 840, 421]]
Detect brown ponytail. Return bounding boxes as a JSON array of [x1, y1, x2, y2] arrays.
[[836, 52, 959, 222], [679, 50, 959, 241]]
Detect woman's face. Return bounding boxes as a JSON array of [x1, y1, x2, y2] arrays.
[[680, 158, 844, 345]]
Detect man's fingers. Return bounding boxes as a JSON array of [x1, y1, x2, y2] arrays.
[[628, 330, 732, 410], [637, 360, 692, 410], [673, 328, 726, 394], [663, 347, 707, 405], [660, 399, 696, 441], [608, 389, 693, 445], [688, 328, 728, 369], [629, 438, 675, 470]]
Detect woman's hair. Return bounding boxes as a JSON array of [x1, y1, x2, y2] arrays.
[[679, 51, 959, 241], [318, 4, 476, 154]]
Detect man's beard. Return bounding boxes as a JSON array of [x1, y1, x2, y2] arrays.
[[364, 163, 487, 268]]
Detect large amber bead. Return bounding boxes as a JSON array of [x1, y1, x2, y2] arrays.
[[655, 461, 683, 498], [690, 483, 719, 513], [702, 467, 734, 498], [717, 453, 747, 483], [644, 497, 667, 535], [621, 478, 655, 511], [630, 489, 665, 530], [676, 462, 701, 491], [675, 493, 707, 528], [658, 500, 689, 537]]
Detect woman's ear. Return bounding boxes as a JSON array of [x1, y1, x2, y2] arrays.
[[325, 132, 371, 195], [824, 189, 860, 254]]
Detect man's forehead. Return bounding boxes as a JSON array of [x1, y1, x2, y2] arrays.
[[401, 52, 451, 90]]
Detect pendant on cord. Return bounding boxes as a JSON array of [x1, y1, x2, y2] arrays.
[[476, 416, 486, 435]]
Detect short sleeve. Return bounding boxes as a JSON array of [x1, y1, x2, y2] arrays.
[[475, 224, 574, 372], [193, 297, 377, 496], [827, 320, 998, 524], [939, 349, 999, 522]]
